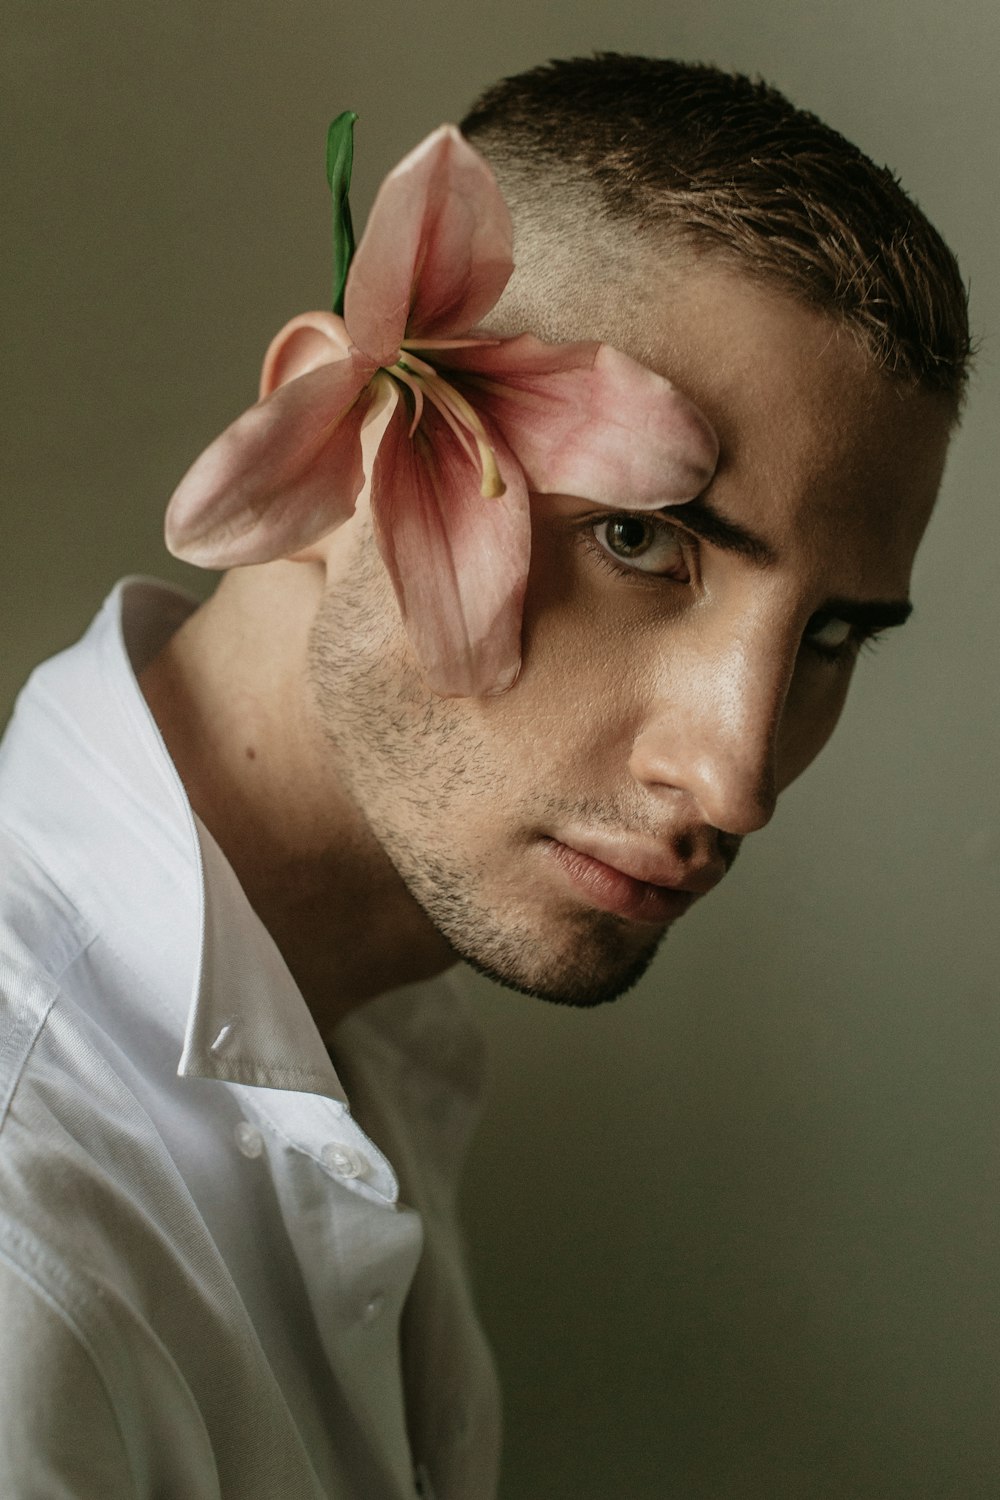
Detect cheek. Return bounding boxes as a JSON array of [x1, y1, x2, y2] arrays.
[[502, 591, 640, 781], [516, 513, 649, 708], [308, 539, 432, 769]]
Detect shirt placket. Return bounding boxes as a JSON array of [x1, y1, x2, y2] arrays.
[[232, 1086, 426, 1499]]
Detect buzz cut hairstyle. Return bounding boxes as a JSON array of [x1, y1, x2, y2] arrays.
[[461, 54, 972, 404]]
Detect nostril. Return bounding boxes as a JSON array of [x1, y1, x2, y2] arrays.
[[674, 830, 694, 861]]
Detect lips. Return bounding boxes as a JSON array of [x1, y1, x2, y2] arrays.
[[542, 834, 721, 925]]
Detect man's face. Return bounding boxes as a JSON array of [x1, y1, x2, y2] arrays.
[[307, 265, 953, 1006]]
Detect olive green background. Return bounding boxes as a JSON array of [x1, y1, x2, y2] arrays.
[[4, 2, 998, 1496]]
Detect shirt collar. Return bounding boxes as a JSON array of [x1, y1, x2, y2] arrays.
[[0, 578, 347, 1104]]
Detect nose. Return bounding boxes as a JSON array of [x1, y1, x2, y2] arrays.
[[628, 626, 794, 836]]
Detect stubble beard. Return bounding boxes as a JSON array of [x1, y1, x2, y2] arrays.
[[306, 526, 669, 1009], [369, 833, 669, 1008]]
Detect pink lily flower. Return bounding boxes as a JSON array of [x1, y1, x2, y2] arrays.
[[165, 125, 718, 696]]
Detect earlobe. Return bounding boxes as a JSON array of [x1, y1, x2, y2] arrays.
[[259, 311, 354, 399]]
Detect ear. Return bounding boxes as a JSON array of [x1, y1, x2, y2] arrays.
[[165, 310, 379, 569], [254, 310, 396, 570], [259, 310, 354, 399]]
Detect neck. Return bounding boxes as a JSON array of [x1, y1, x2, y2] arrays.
[[139, 562, 456, 1034]]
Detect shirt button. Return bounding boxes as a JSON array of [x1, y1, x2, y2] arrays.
[[361, 1292, 385, 1324], [234, 1121, 264, 1158], [321, 1142, 368, 1180]]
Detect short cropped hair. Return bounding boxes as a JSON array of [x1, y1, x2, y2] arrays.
[[462, 55, 971, 402]]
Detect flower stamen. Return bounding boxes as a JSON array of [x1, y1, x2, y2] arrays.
[[392, 350, 506, 500], [389, 362, 427, 440]]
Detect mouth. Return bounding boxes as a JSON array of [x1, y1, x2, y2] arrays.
[[541, 836, 713, 926]]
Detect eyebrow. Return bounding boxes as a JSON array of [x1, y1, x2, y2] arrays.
[[661, 496, 778, 565], [661, 497, 913, 629]]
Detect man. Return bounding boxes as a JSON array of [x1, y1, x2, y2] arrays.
[[0, 54, 969, 1500]]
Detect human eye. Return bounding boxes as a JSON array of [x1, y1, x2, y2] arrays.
[[803, 611, 882, 664], [588, 513, 696, 582]]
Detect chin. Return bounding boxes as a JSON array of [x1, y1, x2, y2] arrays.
[[451, 921, 667, 1010]]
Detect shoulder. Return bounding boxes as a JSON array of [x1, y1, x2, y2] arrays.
[[0, 846, 225, 1496], [0, 860, 207, 1497], [0, 1229, 222, 1498], [0, 823, 94, 995], [0, 824, 182, 1310], [0, 824, 95, 1127]]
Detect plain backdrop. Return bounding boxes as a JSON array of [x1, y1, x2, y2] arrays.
[[3, 3, 998, 1496]]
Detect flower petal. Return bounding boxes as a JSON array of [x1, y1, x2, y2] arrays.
[[345, 125, 513, 365], [443, 334, 719, 509], [369, 399, 531, 697], [165, 351, 390, 568]]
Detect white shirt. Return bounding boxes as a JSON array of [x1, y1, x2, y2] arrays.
[[0, 579, 500, 1499]]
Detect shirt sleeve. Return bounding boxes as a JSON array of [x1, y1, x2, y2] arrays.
[[0, 1256, 137, 1500]]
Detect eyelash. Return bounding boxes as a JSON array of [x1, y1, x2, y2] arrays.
[[582, 511, 885, 667]]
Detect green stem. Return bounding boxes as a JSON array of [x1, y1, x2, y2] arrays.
[[326, 111, 358, 316]]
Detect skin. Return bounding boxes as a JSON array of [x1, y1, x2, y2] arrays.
[[141, 264, 954, 1032]]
